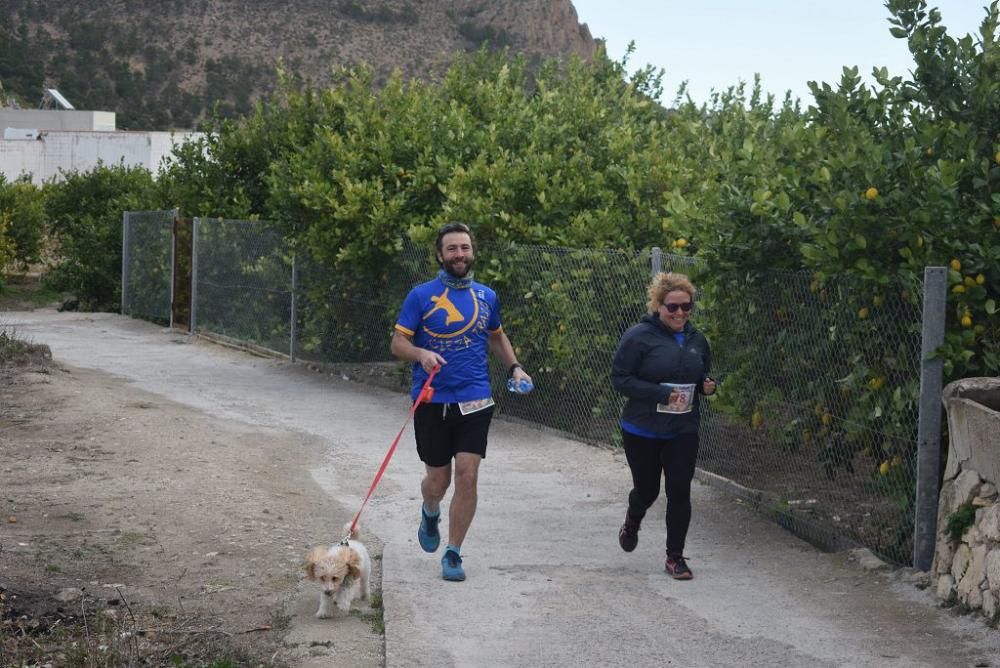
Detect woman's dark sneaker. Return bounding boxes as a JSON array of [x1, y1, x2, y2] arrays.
[[618, 513, 641, 552], [665, 554, 693, 580]]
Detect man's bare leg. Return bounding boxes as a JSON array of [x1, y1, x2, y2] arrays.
[[422, 463, 451, 514], [447, 452, 481, 548]]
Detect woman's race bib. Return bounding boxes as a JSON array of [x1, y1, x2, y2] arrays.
[[657, 383, 695, 414]]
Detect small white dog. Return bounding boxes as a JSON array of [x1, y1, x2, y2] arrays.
[[304, 522, 372, 618]]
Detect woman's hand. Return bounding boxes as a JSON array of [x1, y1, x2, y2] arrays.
[[702, 377, 717, 395]]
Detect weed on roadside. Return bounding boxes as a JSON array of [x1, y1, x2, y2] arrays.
[[353, 590, 385, 635], [1, 585, 289, 667]]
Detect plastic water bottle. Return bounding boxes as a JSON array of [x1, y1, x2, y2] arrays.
[[507, 378, 534, 394]]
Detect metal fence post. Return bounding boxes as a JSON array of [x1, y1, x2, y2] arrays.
[[912, 266, 947, 570], [169, 209, 178, 330], [651, 247, 662, 277], [121, 212, 129, 315], [190, 217, 200, 336], [290, 253, 297, 362]]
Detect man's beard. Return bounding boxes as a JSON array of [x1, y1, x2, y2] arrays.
[[444, 256, 474, 278]]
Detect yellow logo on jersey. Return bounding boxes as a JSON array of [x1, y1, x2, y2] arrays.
[[425, 288, 464, 326]]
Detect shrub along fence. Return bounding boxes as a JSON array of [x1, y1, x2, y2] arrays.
[[123, 211, 946, 567]]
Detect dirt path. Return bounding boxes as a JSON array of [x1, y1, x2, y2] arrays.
[[0, 354, 383, 665]]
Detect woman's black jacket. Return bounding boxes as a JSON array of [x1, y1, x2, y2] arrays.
[[611, 314, 712, 435]]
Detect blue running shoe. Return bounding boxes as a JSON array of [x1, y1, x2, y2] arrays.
[[418, 506, 440, 553], [441, 548, 465, 581]]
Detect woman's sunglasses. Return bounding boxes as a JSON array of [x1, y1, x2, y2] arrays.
[[662, 302, 693, 313]]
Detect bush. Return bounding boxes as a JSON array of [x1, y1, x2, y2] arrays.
[[45, 164, 159, 311], [0, 174, 48, 271]]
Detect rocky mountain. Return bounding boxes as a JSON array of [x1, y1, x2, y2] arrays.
[[0, 0, 596, 130]]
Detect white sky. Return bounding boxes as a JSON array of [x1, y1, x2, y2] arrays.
[[571, 1, 991, 105]]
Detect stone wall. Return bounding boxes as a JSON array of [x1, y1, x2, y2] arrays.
[[933, 377, 1000, 622]]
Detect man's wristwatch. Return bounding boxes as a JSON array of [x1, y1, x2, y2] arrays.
[[508, 362, 523, 377]]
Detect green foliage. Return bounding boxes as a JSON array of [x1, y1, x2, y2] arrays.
[[0, 174, 48, 270], [45, 164, 159, 310], [0, 212, 16, 284], [946, 503, 977, 542]]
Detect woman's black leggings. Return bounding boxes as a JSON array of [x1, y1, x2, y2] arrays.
[[622, 430, 699, 556]]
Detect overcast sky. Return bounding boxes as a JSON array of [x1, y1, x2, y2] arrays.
[[571, 1, 991, 105]]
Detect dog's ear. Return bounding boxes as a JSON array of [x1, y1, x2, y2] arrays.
[[304, 547, 326, 580], [347, 550, 362, 579]]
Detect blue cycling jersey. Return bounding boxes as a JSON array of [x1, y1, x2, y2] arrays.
[[395, 276, 502, 403]]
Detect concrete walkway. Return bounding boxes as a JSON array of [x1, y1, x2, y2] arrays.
[[4, 310, 999, 668]]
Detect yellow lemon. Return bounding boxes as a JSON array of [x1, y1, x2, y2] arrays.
[[952, 284, 966, 294], [950, 258, 962, 271], [995, 151, 1000, 164], [964, 276, 977, 288], [857, 307, 870, 320], [915, 235, 924, 248], [974, 324, 985, 335], [821, 412, 833, 426], [976, 273, 985, 285], [961, 314, 973, 328], [674, 238, 689, 248], [810, 280, 819, 293], [891, 455, 902, 467], [865, 187, 879, 201], [751, 411, 763, 429], [879, 461, 890, 476], [872, 295, 884, 307]]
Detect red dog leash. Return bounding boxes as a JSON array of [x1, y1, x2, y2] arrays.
[[344, 366, 438, 540]]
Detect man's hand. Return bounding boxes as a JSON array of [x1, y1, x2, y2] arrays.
[[418, 349, 446, 373], [511, 366, 532, 387]]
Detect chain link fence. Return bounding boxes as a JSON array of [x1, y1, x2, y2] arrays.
[[123, 213, 936, 565], [190, 218, 294, 356], [694, 269, 925, 564], [121, 210, 176, 324]]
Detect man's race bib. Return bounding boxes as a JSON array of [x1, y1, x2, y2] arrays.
[[458, 397, 495, 415]]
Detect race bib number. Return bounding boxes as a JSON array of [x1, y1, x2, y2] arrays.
[[656, 383, 695, 414], [458, 397, 495, 415]]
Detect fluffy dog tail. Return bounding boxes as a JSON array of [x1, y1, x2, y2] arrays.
[[342, 521, 360, 541]]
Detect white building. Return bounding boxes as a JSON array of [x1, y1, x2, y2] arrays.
[[0, 108, 203, 184]]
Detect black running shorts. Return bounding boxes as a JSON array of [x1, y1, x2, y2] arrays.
[[413, 401, 495, 467]]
